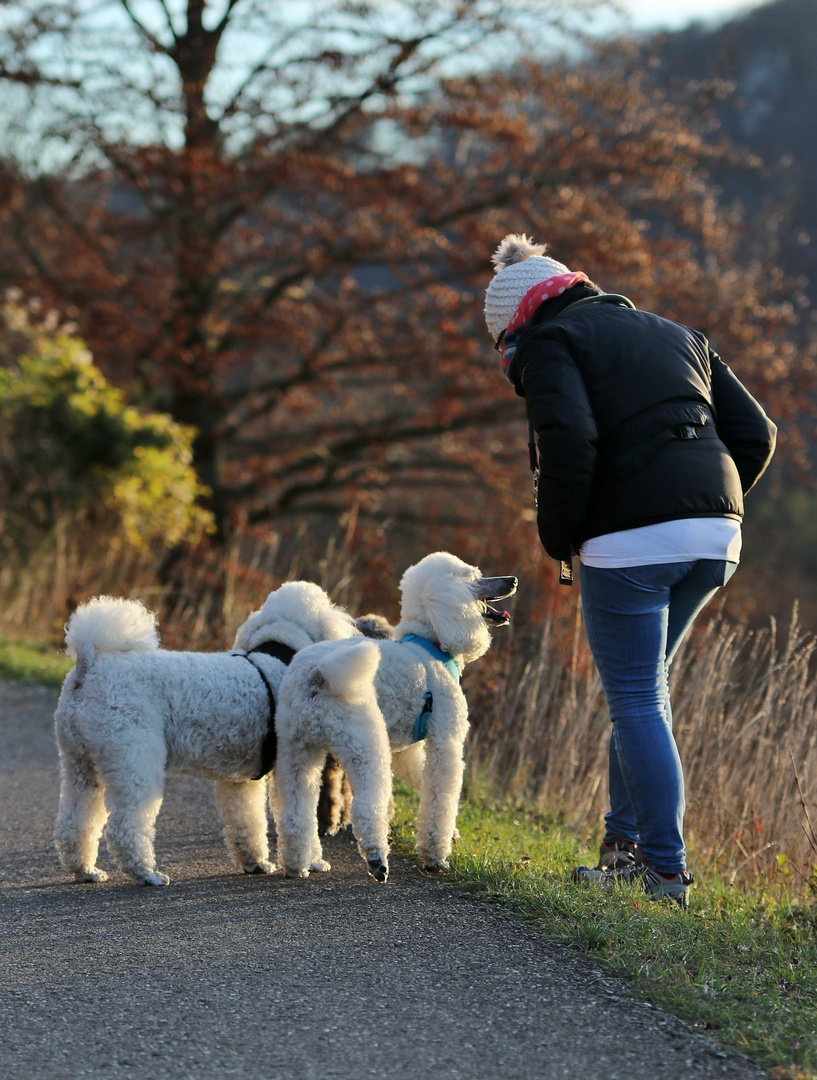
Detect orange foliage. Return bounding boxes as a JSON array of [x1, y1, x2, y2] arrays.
[[0, 4, 811, 579]]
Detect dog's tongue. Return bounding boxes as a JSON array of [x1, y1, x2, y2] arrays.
[[487, 606, 511, 626]]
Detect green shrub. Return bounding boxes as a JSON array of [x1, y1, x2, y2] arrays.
[[0, 294, 214, 552]]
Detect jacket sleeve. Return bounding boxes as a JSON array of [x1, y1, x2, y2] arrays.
[[520, 332, 598, 560], [709, 349, 777, 495]]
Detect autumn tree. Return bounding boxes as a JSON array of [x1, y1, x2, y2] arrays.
[[0, 1, 809, 564]]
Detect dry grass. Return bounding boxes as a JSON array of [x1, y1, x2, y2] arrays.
[[4, 521, 817, 893], [0, 518, 363, 651], [467, 594, 817, 891]]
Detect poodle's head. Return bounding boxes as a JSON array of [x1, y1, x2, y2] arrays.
[[396, 551, 517, 664], [233, 581, 359, 653]]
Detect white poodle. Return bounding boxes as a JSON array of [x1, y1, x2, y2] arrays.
[[317, 613, 395, 839], [53, 582, 370, 886], [272, 551, 517, 881]]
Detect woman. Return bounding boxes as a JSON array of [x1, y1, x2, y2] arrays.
[[484, 234, 777, 907]]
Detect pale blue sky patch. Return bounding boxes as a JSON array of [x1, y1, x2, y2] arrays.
[[610, 0, 768, 31]]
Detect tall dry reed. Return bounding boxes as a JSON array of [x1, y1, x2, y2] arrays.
[[0, 518, 363, 650], [467, 594, 817, 888]]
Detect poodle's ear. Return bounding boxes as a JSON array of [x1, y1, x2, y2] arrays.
[[232, 608, 265, 650], [422, 596, 490, 663]]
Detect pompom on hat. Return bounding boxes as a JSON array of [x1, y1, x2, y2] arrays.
[[484, 233, 574, 343]]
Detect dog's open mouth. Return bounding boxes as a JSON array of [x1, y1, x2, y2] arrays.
[[473, 575, 518, 628]]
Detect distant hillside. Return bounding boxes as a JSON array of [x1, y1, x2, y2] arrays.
[[650, 0, 817, 325]]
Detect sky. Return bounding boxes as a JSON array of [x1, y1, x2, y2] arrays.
[[616, 0, 768, 32]]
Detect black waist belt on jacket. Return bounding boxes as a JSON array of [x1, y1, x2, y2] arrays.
[[239, 640, 297, 779], [594, 402, 720, 482]]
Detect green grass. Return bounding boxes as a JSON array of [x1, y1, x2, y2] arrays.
[[391, 786, 817, 1080], [0, 637, 71, 686]]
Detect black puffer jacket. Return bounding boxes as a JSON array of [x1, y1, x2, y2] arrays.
[[508, 286, 777, 562]]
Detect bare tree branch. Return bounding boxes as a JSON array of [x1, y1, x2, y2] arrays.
[[119, 0, 172, 53]]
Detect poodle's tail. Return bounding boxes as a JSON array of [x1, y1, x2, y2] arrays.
[[314, 640, 380, 703], [64, 596, 160, 680]]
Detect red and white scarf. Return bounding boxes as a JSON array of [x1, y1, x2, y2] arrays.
[[500, 272, 589, 378]]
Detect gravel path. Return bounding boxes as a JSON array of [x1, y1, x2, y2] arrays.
[[0, 677, 766, 1079]]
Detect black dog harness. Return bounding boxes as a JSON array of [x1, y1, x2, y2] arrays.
[[237, 640, 297, 779]]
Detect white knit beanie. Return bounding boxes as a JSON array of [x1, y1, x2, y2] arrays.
[[484, 234, 570, 343]]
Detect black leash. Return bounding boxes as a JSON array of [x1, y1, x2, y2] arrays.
[[238, 641, 297, 779]]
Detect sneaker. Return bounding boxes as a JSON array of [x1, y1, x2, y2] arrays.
[[571, 861, 694, 909], [642, 867, 694, 908], [598, 837, 645, 871]]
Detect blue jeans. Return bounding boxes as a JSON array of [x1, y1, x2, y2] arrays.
[[580, 559, 737, 875]]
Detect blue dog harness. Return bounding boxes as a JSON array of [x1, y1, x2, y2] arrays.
[[395, 634, 462, 742]]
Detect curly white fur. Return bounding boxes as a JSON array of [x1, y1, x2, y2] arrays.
[[396, 551, 492, 665], [233, 581, 358, 653], [270, 638, 394, 882], [65, 596, 159, 681], [53, 583, 360, 886], [274, 552, 515, 880]]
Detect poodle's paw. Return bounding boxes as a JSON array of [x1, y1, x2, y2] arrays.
[[367, 854, 389, 883], [284, 866, 310, 879], [74, 868, 108, 884], [422, 858, 450, 874], [139, 870, 171, 886], [452, 828, 461, 844], [243, 860, 276, 875], [309, 857, 331, 873]]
